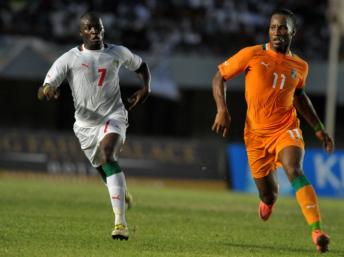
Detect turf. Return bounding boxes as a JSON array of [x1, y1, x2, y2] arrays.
[[0, 174, 343, 257]]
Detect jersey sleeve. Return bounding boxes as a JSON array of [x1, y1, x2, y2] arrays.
[[296, 61, 309, 89], [43, 52, 69, 88], [120, 46, 142, 71], [218, 47, 255, 80]]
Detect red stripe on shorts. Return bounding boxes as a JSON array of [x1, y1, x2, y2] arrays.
[[104, 120, 110, 133]]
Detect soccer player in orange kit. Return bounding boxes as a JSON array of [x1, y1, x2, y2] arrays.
[[211, 9, 334, 253]]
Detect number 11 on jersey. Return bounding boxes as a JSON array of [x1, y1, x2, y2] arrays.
[[98, 68, 107, 87], [272, 72, 286, 89]]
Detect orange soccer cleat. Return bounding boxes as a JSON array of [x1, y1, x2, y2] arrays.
[[258, 201, 274, 221], [312, 229, 330, 253]]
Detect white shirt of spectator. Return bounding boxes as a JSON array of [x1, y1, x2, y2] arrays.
[[44, 44, 142, 127]]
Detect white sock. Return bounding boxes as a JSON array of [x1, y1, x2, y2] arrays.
[[106, 172, 127, 226]]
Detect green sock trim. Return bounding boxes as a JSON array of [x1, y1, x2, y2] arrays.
[[310, 221, 321, 231], [291, 175, 310, 192], [102, 161, 122, 177]]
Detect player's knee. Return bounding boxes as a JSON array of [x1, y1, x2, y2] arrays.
[[102, 144, 115, 163], [282, 157, 302, 176], [284, 165, 303, 181]]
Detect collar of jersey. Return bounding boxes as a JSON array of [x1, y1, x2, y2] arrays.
[[264, 43, 293, 59], [81, 44, 105, 53]]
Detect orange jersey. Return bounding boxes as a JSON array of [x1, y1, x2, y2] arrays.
[[218, 43, 308, 135]]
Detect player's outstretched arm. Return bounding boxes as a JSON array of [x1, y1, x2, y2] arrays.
[[127, 62, 151, 110], [211, 71, 231, 138], [37, 83, 60, 101], [293, 89, 334, 153]]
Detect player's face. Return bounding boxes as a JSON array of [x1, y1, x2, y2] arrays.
[[80, 17, 104, 50], [269, 14, 295, 53]]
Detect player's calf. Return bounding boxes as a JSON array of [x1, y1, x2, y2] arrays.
[[125, 191, 133, 210]]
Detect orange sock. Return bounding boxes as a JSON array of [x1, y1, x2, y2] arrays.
[[292, 175, 321, 230]]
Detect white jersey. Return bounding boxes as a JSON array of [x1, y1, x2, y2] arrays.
[[44, 44, 142, 127]]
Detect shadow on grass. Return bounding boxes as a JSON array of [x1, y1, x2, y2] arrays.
[[222, 242, 344, 255]]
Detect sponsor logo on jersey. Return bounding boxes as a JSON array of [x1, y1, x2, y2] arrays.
[[260, 61, 269, 68], [81, 63, 89, 68]]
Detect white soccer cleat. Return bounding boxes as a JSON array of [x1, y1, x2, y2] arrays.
[[112, 224, 129, 240]]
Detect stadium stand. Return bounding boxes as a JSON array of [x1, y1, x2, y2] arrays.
[[0, 0, 343, 145], [0, 0, 332, 60]]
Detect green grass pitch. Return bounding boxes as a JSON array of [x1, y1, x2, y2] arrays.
[[1, 173, 343, 257]]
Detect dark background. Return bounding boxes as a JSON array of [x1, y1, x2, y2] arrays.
[[0, 0, 343, 147]]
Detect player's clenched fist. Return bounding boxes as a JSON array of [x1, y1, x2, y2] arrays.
[[37, 84, 60, 100], [315, 130, 334, 154], [127, 88, 150, 110]]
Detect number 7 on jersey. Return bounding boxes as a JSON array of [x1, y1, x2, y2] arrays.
[[97, 68, 107, 87]]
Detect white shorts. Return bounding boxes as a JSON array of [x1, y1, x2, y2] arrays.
[[73, 115, 128, 167]]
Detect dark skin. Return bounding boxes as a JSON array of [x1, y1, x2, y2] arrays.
[[212, 13, 334, 205], [38, 13, 151, 170], [80, 15, 105, 50]]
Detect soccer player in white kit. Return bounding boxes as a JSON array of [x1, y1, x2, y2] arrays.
[[37, 12, 151, 240]]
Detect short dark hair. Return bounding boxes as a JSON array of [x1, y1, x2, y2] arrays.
[[271, 9, 297, 29], [80, 11, 101, 22]]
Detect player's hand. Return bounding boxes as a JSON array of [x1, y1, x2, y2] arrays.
[[315, 130, 334, 153], [212, 110, 231, 138], [127, 87, 149, 110], [37, 85, 60, 100]]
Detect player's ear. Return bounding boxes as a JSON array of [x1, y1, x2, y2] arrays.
[[79, 23, 84, 37], [79, 28, 84, 38], [291, 21, 297, 36]]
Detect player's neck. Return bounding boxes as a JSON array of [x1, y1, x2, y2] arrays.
[[269, 43, 292, 56]]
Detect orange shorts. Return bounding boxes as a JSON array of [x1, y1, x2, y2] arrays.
[[244, 128, 304, 179]]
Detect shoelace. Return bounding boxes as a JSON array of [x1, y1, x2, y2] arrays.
[[114, 224, 126, 230]]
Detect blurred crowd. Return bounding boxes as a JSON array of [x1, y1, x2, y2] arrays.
[[0, 0, 329, 59]]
